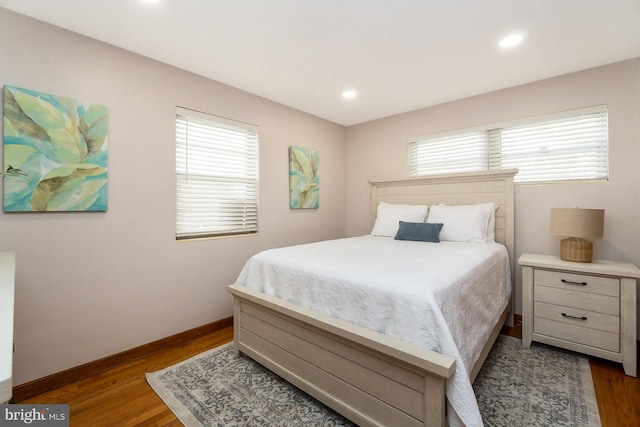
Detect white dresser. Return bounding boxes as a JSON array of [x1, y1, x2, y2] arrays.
[[0, 252, 16, 403], [519, 253, 639, 377]]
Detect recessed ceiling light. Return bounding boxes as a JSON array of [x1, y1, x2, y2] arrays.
[[499, 34, 523, 48], [342, 90, 357, 99], [141, 0, 160, 4]]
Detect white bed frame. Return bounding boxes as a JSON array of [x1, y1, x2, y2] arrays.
[[228, 168, 517, 427]]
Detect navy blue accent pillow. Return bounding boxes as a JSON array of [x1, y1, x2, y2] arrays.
[[394, 221, 443, 242]]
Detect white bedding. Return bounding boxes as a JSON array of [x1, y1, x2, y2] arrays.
[[236, 235, 511, 427]]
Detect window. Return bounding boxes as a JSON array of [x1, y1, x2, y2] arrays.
[[409, 106, 608, 183], [408, 131, 488, 175], [176, 107, 259, 239]]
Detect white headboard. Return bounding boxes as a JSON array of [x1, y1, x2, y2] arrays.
[[369, 168, 518, 301]]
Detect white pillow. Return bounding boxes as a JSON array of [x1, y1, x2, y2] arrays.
[[370, 201, 428, 237], [426, 203, 496, 243]]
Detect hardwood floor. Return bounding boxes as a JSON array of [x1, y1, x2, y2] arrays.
[[17, 325, 640, 426], [18, 327, 233, 426], [591, 356, 640, 427]]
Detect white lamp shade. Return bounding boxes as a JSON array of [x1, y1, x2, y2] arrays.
[[550, 208, 604, 239]]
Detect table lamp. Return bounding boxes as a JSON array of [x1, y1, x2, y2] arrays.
[[550, 208, 604, 262]]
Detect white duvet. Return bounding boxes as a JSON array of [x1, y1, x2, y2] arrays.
[[236, 235, 511, 427]]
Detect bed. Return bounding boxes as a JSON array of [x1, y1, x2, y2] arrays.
[[227, 168, 517, 427]]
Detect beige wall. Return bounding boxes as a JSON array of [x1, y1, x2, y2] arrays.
[[0, 9, 346, 385], [345, 58, 640, 332]]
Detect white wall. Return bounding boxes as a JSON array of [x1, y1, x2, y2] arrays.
[[0, 9, 347, 385], [345, 58, 640, 334]]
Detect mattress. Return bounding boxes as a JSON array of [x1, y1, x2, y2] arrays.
[[236, 235, 511, 427]]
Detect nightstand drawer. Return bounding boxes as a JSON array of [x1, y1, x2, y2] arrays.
[[534, 301, 619, 334], [535, 269, 619, 297], [535, 285, 619, 316], [534, 316, 619, 352]]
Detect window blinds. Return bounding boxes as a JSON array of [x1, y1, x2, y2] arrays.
[[494, 110, 608, 183], [409, 106, 608, 184], [176, 108, 259, 238], [408, 131, 488, 175]]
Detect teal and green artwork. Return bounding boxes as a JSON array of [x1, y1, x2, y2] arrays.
[[289, 145, 319, 209], [3, 85, 108, 212]]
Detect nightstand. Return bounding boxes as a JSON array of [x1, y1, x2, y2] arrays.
[[519, 253, 639, 377]]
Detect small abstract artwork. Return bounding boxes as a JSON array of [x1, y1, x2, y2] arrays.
[[3, 85, 109, 212], [289, 145, 319, 209]]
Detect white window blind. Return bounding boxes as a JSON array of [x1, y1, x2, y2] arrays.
[[409, 106, 608, 184], [494, 110, 608, 183], [408, 131, 488, 175], [176, 107, 259, 239]]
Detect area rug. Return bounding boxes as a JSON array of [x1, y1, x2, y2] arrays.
[[146, 335, 600, 427], [473, 335, 600, 427]]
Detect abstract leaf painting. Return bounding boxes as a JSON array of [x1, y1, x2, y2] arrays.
[[289, 145, 319, 209], [3, 85, 108, 211]]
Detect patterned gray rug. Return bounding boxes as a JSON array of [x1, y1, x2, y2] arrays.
[[146, 335, 600, 427], [473, 336, 600, 427]]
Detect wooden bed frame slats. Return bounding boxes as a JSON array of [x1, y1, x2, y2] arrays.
[[241, 304, 427, 420], [240, 304, 428, 394], [239, 332, 424, 427], [229, 285, 454, 427]]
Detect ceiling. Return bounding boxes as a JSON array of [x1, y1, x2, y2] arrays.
[[1, 0, 639, 126]]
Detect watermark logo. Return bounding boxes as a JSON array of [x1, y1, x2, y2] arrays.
[[0, 405, 69, 426]]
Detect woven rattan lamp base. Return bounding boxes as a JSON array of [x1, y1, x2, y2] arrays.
[[560, 237, 593, 262]]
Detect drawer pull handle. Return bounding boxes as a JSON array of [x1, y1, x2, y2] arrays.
[[561, 312, 587, 321], [561, 279, 587, 286]]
